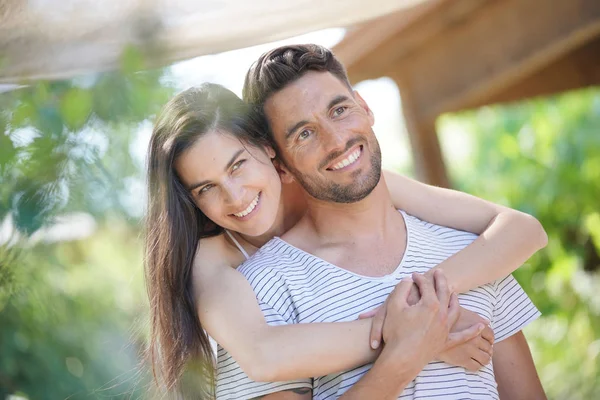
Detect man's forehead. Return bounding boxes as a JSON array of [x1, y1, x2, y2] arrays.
[[264, 72, 352, 118]]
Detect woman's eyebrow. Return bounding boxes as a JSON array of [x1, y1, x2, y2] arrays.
[[187, 148, 245, 191]]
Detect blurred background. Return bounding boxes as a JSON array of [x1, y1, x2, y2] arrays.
[[1, 0, 599, 399]]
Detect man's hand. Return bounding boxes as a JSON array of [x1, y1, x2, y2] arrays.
[[340, 270, 458, 399], [438, 308, 494, 371], [360, 275, 488, 352], [381, 270, 459, 365]]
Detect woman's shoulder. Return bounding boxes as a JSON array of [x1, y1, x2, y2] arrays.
[[195, 234, 230, 268], [192, 234, 247, 299], [193, 233, 246, 277]]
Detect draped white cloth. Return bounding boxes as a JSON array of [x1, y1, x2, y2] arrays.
[[0, 0, 425, 83]]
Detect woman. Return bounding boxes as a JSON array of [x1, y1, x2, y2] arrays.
[[144, 83, 547, 393]]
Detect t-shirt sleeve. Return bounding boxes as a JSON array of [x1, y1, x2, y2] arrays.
[[215, 300, 312, 400], [492, 274, 541, 342]]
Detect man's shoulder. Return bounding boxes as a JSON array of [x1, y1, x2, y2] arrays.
[[401, 209, 479, 241], [237, 238, 297, 287]]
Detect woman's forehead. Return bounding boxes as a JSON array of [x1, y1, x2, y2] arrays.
[[174, 131, 245, 180]]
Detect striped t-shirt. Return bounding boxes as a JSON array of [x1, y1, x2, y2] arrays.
[[216, 211, 540, 399]]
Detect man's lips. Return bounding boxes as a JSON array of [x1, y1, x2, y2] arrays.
[[326, 145, 363, 171]]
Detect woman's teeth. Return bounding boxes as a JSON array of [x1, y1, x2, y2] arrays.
[[331, 148, 361, 170], [233, 193, 260, 218]]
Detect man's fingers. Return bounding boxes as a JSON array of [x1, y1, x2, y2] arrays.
[[391, 279, 414, 304], [358, 306, 380, 320], [412, 273, 436, 306], [447, 323, 485, 348], [369, 303, 386, 349], [433, 269, 450, 308], [447, 293, 460, 327]]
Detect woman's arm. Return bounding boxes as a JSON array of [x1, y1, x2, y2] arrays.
[[383, 170, 548, 293], [194, 255, 378, 382]]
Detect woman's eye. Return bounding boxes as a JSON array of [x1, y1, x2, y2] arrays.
[[232, 159, 246, 171], [298, 129, 312, 140], [198, 184, 213, 195], [333, 106, 347, 117]]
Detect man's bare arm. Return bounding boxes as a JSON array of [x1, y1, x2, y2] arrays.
[[493, 331, 546, 400]]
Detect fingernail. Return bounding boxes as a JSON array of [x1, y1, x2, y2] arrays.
[[477, 324, 484, 332], [371, 340, 379, 349]]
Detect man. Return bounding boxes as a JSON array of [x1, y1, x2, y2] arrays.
[[217, 44, 546, 399]]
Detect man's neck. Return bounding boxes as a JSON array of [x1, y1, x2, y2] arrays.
[[302, 176, 398, 243]]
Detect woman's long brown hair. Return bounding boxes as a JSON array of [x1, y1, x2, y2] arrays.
[[144, 83, 269, 394]]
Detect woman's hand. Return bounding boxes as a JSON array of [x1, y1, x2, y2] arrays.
[[438, 308, 494, 371]]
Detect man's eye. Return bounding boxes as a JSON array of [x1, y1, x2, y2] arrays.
[[298, 129, 312, 140], [232, 159, 246, 171], [333, 106, 347, 116]]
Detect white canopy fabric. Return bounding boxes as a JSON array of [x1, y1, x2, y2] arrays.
[[0, 0, 425, 83]]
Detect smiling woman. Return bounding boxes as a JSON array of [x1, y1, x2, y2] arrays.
[[174, 130, 281, 237], [144, 83, 291, 391]]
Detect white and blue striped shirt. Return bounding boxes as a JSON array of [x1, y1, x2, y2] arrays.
[[216, 211, 540, 399]]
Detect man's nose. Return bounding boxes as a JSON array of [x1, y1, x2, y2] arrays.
[[320, 121, 347, 152]]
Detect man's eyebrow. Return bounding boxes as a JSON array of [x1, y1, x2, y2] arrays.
[[327, 95, 351, 111], [284, 95, 351, 141], [285, 119, 309, 141], [186, 148, 245, 191]]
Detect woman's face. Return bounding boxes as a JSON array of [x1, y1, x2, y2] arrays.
[[174, 131, 282, 237]]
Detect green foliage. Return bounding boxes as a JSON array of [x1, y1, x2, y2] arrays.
[[440, 87, 600, 399], [0, 48, 174, 398], [0, 222, 152, 399]]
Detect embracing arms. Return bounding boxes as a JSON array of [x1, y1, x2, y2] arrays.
[[196, 171, 546, 382], [383, 170, 547, 292]]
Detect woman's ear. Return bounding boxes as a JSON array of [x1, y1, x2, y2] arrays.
[[273, 158, 295, 184], [265, 146, 276, 159]]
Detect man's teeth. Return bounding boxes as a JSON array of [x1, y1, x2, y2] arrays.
[[331, 148, 361, 170], [234, 194, 260, 218]]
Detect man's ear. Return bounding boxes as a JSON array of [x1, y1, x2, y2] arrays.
[[354, 90, 375, 126], [273, 158, 295, 184]]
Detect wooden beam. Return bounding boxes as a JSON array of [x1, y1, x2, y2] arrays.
[[475, 35, 600, 107], [335, 0, 489, 84], [334, 0, 447, 80], [392, 74, 451, 188], [386, 0, 600, 118]]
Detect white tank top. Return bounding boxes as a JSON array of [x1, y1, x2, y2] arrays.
[[225, 230, 250, 260]]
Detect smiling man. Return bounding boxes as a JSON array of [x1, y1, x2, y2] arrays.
[[215, 44, 546, 400]]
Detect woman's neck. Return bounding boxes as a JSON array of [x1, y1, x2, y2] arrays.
[[239, 180, 307, 249]]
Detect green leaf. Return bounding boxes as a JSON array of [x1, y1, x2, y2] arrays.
[[59, 88, 93, 131]]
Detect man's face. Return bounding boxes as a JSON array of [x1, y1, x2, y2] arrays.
[[264, 71, 382, 203]]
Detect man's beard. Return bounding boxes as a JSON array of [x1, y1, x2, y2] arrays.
[[286, 139, 382, 204]]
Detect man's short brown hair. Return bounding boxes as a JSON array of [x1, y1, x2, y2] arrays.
[[242, 44, 352, 109]]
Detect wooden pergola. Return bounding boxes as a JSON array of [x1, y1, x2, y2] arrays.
[[333, 0, 600, 187]]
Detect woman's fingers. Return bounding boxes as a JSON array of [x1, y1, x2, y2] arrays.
[[358, 306, 380, 320], [369, 302, 387, 349], [447, 323, 484, 348], [470, 348, 492, 368], [477, 335, 494, 357], [481, 323, 495, 346]]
